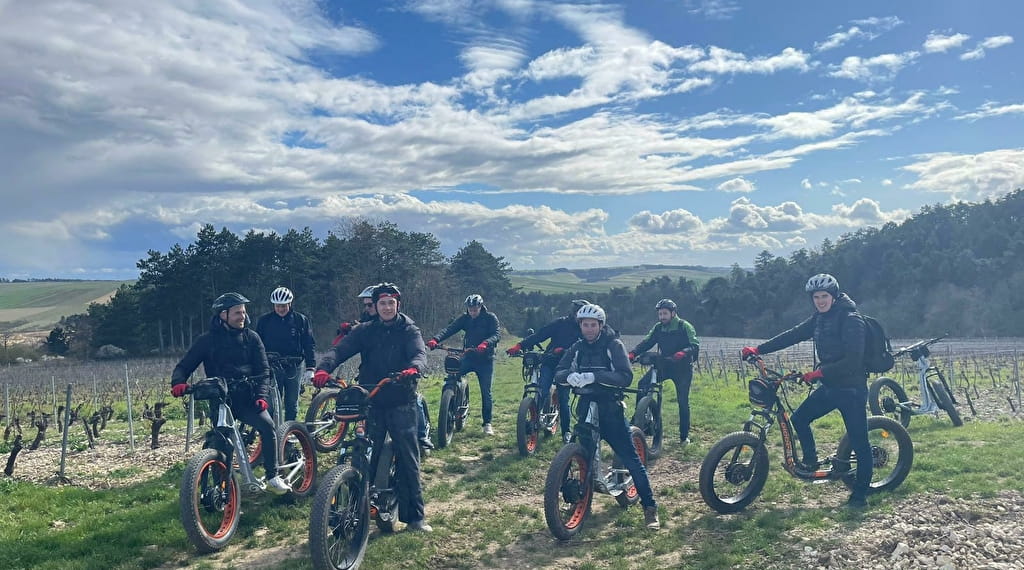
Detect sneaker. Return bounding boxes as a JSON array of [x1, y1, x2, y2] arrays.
[[846, 494, 868, 509], [796, 458, 821, 472], [419, 437, 434, 450], [483, 423, 494, 436], [266, 475, 291, 495], [643, 506, 660, 530], [562, 432, 572, 445], [406, 520, 433, 532], [680, 437, 691, 446]]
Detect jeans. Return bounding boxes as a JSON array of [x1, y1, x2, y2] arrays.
[[458, 357, 494, 425], [577, 396, 657, 509], [273, 362, 302, 422], [233, 403, 279, 474], [416, 393, 429, 441], [637, 363, 694, 441], [791, 382, 872, 497], [537, 361, 571, 436], [368, 402, 426, 524]]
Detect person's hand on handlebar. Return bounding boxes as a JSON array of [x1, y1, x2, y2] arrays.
[[312, 370, 331, 388], [800, 369, 823, 385], [426, 339, 439, 350], [171, 383, 188, 398], [741, 346, 759, 361], [506, 343, 522, 356]]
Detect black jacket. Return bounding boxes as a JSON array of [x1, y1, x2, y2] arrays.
[[555, 326, 633, 399], [756, 293, 866, 387], [255, 309, 316, 368], [521, 315, 582, 362], [171, 317, 271, 401], [318, 313, 427, 407], [431, 307, 501, 359]]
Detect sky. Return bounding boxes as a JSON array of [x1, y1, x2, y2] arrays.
[[1, 0, 1022, 280]]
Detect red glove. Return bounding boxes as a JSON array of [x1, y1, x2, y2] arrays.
[[476, 342, 488, 353], [627, 352, 636, 363], [398, 368, 419, 379], [255, 399, 268, 412], [741, 346, 759, 359], [506, 343, 522, 356], [426, 339, 439, 350], [801, 369, 824, 384], [312, 370, 330, 388], [339, 321, 353, 333], [171, 384, 188, 398], [553, 347, 565, 355], [672, 350, 688, 361]]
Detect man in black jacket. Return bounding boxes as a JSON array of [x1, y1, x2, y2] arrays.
[[506, 299, 590, 442], [741, 273, 872, 508], [312, 283, 432, 531], [171, 292, 291, 494], [555, 304, 660, 530], [255, 286, 316, 422], [427, 294, 501, 435]]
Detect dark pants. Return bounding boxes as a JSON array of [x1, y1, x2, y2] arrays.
[[791, 382, 872, 498], [538, 361, 571, 436], [233, 403, 279, 474], [577, 396, 656, 509], [416, 393, 429, 441], [369, 402, 426, 524], [273, 362, 302, 422], [458, 356, 494, 425], [637, 363, 694, 441]]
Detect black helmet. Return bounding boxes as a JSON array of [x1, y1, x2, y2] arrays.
[[212, 292, 250, 313], [371, 282, 401, 303], [655, 298, 677, 311], [465, 294, 484, 307], [571, 299, 591, 311]]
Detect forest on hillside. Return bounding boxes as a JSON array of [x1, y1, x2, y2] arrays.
[[45, 189, 1024, 358]]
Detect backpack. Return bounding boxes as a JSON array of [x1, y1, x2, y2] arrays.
[[859, 313, 894, 373]]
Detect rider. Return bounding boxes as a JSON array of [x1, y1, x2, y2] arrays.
[[427, 294, 501, 435], [170, 292, 291, 494], [628, 298, 700, 445], [255, 286, 316, 422], [555, 304, 660, 530], [312, 283, 432, 531], [741, 273, 872, 508], [506, 299, 591, 443]]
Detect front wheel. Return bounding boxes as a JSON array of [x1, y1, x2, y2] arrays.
[[698, 431, 769, 514], [372, 440, 399, 533], [305, 389, 347, 453], [276, 421, 318, 499], [868, 377, 911, 428], [543, 443, 594, 540], [835, 415, 914, 494], [436, 388, 456, 449], [928, 380, 964, 427], [612, 426, 648, 507], [180, 449, 241, 553], [516, 396, 540, 457], [309, 465, 369, 570], [631, 395, 663, 460]]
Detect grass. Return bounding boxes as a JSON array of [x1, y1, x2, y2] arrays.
[[2, 350, 1023, 569], [0, 281, 131, 332]]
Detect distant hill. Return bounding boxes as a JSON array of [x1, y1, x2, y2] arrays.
[[510, 265, 731, 294], [0, 281, 132, 332]]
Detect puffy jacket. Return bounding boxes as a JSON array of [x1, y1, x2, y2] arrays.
[[520, 315, 582, 362], [631, 315, 700, 362], [318, 313, 427, 407], [431, 307, 501, 359], [554, 326, 633, 399], [255, 309, 316, 368], [756, 293, 866, 387], [171, 317, 271, 401]]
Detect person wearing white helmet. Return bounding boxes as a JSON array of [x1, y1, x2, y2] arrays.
[[554, 304, 660, 530], [332, 285, 378, 347], [255, 286, 316, 422]]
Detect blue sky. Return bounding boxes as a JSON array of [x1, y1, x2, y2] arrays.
[[1, 0, 1021, 279]]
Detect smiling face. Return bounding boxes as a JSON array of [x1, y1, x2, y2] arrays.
[[273, 303, 290, 317], [467, 306, 481, 318], [812, 291, 834, 313], [221, 304, 247, 329], [376, 296, 399, 321]]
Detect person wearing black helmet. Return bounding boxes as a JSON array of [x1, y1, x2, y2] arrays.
[[255, 286, 316, 422], [427, 294, 502, 435], [740, 273, 872, 508], [628, 298, 701, 445], [170, 292, 291, 495], [506, 299, 591, 443], [312, 283, 432, 531]]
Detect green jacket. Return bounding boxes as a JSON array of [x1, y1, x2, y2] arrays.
[[631, 315, 700, 362]]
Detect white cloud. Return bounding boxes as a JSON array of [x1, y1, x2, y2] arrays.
[[830, 52, 920, 81], [816, 26, 869, 52], [831, 198, 908, 223], [900, 149, 1024, 200], [684, 0, 741, 20], [923, 32, 970, 53], [841, 178, 863, 184], [628, 209, 704, 234], [689, 46, 811, 75], [955, 102, 1024, 121], [801, 178, 813, 190], [961, 35, 1015, 60], [716, 176, 756, 193], [714, 197, 807, 233], [882, 179, 893, 186]]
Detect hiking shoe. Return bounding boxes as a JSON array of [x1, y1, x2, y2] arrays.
[[483, 423, 494, 436], [406, 520, 433, 532], [643, 506, 660, 530], [846, 494, 868, 509], [266, 475, 291, 495]]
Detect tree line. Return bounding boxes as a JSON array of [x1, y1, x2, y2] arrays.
[[45, 188, 1024, 358]]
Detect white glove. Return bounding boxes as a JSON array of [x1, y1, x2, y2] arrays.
[[566, 372, 582, 387], [304, 369, 315, 381], [577, 372, 595, 386]]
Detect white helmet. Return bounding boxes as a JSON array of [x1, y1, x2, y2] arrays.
[[576, 303, 606, 323], [270, 286, 294, 305], [358, 286, 375, 299], [465, 294, 484, 307], [804, 273, 839, 298]]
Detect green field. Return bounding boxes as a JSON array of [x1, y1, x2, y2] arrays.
[[511, 265, 730, 294], [0, 281, 131, 332]]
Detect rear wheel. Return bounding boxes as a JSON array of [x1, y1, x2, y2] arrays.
[[436, 388, 456, 449], [612, 426, 648, 507], [543, 443, 593, 541], [928, 380, 964, 427], [631, 395, 663, 460], [305, 389, 346, 453], [276, 421, 318, 499], [180, 449, 240, 553], [372, 440, 399, 533], [868, 377, 911, 428], [836, 415, 914, 494], [698, 431, 769, 514], [516, 396, 540, 457], [308, 465, 369, 570]]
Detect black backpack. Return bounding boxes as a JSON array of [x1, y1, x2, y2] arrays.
[[859, 313, 894, 373]]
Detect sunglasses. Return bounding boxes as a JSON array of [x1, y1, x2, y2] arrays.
[[363, 302, 374, 307]]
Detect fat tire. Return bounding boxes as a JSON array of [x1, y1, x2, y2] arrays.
[[868, 377, 911, 428], [373, 440, 399, 533], [612, 426, 648, 507], [455, 383, 469, 432], [544, 443, 593, 540], [929, 380, 964, 427], [180, 448, 241, 553], [516, 396, 540, 457], [308, 465, 369, 570], [631, 396, 663, 460], [836, 415, 914, 494], [437, 388, 456, 449], [305, 389, 346, 453], [276, 420, 318, 499], [698, 431, 769, 514]]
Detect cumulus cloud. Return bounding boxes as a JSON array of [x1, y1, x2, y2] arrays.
[[961, 34, 1015, 60], [882, 179, 893, 186], [688, 47, 811, 75], [831, 198, 909, 223], [900, 149, 1024, 199], [923, 31, 970, 53], [628, 209, 704, 234], [830, 52, 920, 81], [716, 176, 756, 193], [715, 197, 807, 233], [801, 178, 812, 189]]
